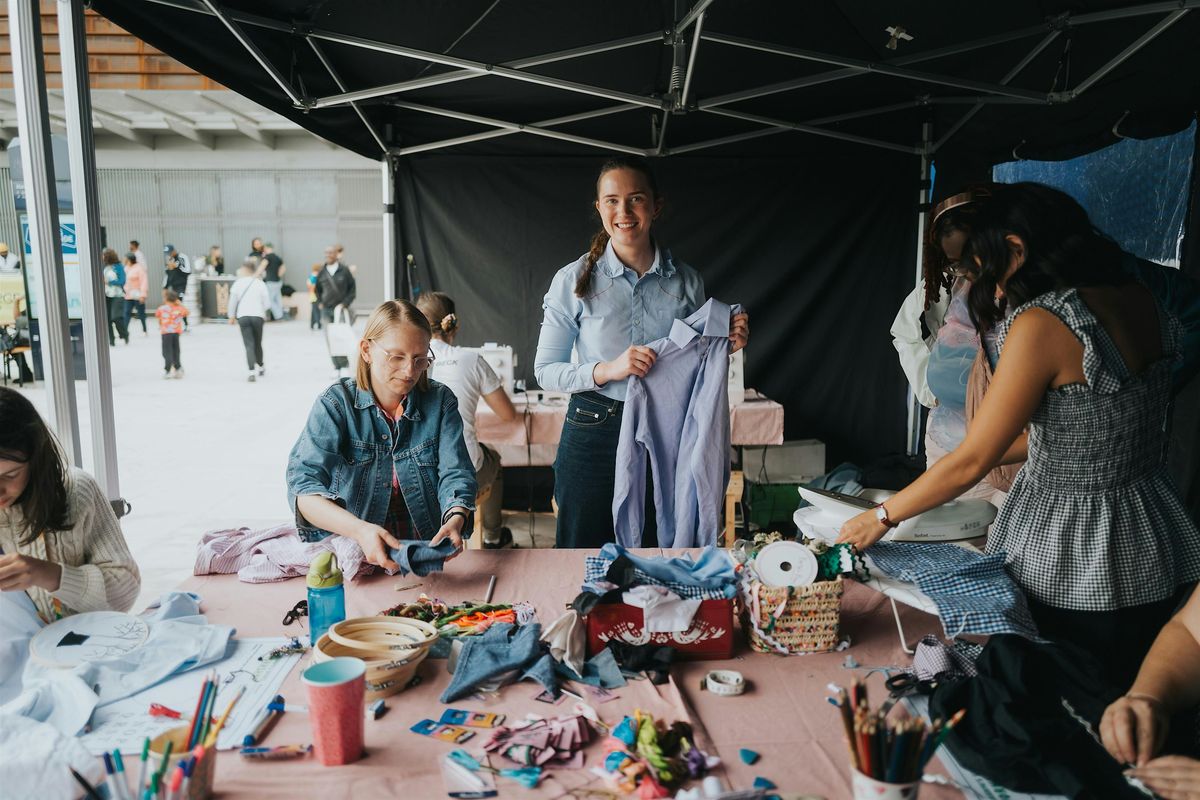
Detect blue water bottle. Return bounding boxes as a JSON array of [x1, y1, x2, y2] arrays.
[[306, 551, 345, 646]]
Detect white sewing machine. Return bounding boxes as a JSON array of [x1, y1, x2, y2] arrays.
[[795, 486, 996, 543], [479, 343, 516, 396]]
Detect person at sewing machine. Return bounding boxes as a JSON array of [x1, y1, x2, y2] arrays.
[[841, 183, 1200, 684], [534, 155, 749, 548], [892, 185, 1017, 506], [0, 387, 140, 622], [287, 300, 477, 571], [417, 291, 518, 549]]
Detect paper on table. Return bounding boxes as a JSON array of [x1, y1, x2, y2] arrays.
[[79, 637, 301, 754]]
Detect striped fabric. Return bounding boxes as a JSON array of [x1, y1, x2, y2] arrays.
[[194, 523, 367, 583]]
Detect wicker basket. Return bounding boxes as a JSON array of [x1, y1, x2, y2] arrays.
[[312, 616, 438, 700], [740, 575, 843, 655]]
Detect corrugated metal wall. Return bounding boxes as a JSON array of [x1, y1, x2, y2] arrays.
[[0, 167, 384, 309]]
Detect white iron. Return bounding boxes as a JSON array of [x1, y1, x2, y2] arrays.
[[796, 486, 996, 543]]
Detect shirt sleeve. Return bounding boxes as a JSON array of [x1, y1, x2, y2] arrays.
[[891, 283, 938, 408], [434, 391, 478, 527], [286, 391, 350, 527], [534, 267, 600, 393], [475, 353, 502, 396], [53, 472, 141, 613]]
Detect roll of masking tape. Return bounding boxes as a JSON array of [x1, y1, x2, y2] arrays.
[[705, 669, 745, 696]]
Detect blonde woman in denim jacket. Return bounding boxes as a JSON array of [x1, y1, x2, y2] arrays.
[[287, 300, 477, 571]]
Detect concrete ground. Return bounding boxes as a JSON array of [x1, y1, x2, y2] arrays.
[[12, 316, 555, 612]]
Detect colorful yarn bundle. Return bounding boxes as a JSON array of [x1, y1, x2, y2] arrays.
[[597, 712, 719, 797], [380, 596, 537, 638]]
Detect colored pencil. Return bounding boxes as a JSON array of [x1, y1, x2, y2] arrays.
[[183, 674, 211, 750], [204, 685, 245, 748]]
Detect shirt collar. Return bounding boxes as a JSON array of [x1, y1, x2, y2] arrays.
[[353, 380, 423, 421], [598, 240, 676, 279], [668, 298, 730, 350]]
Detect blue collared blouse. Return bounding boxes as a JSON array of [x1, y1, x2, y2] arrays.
[[534, 241, 706, 402]]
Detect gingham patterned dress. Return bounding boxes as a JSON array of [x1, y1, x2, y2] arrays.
[[986, 289, 1200, 611]]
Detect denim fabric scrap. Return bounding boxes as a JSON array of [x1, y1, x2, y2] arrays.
[[554, 646, 627, 689], [440, 622, 557, 703], [388, 538, 457, 577]]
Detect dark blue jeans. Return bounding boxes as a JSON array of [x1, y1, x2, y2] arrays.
[[554, 391, 657, 549]]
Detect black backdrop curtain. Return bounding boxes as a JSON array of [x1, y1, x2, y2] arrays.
[[397, 146, 919, 466]]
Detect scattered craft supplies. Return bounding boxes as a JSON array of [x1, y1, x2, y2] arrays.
[[482, 713, 595, 770], [596, 712, 720, 794], [830, 678, 963, 784]]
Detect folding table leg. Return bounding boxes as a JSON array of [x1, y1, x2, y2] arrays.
[[890, 597, 917, 655]]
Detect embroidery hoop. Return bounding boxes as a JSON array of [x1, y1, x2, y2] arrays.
[[29, 611, 150, 668]]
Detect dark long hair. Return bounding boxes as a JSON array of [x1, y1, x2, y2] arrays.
[[0, 387, 73, 544], [967, 182, 1125, 334], [574, 155, 661, 298]]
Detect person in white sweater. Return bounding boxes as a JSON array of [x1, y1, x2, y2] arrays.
[[0, 387, 140, 622], [228, 257, 272, 382]]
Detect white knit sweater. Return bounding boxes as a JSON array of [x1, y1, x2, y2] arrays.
[[0, 467, 140, 621]]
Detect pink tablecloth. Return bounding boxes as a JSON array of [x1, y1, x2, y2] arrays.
[[178, 549, 958, 799], [477, 390, 785, 467]]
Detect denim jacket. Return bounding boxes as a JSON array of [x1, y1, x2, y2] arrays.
[[286, 378, 477, 542]]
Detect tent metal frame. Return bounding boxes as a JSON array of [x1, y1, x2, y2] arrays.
[[138, 0, 1195, 161]]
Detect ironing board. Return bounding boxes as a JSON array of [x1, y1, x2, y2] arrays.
[[793, 506, 985, 653]]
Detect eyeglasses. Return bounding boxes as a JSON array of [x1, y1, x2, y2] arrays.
[[282, 600, 308, 627], [942, 260, 978, 280], [370, 341, 434, 372]]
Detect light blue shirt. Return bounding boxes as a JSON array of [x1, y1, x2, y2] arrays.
[[612, 299, 739, 548], [534, 241, 706, 401]]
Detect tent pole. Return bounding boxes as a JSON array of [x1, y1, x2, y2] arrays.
[[57, 0, 119, 497], [307, 39, 388, 155], [1071, 9, 1189, 97], [199, 0, 303, 106], [382, 155, 396, 300], [9, 0, 81, 465], [307, 30, 663, 111], [308, 32, 662, 108], [702, 107, 920, 154], [907, 122, 933, 458], [393, 104, 639, 156], [389, 99, 650, 156]]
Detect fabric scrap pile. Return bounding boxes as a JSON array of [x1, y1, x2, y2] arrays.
[[596, 712, 720, 798], [482, 713, 595, 771]]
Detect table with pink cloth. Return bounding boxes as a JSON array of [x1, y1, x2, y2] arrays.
[[476, 390, 785, 467], [178, 548, 959, 799]]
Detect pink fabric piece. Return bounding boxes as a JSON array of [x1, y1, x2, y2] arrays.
[[193, 524, 368, 583]]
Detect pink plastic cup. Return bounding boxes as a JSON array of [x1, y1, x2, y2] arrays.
[[302, 657, 366, 766]]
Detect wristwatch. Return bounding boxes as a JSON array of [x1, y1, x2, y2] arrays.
[[875, 504, 899, 529]]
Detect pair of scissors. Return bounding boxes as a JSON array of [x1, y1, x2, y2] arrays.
[[880, 672, 939, 716]]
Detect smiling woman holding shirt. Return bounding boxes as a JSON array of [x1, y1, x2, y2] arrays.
[[534, 156, 749, 549], [287, 300, 477, 571]]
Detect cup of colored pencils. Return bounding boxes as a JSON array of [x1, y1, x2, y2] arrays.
[[830, 680, 965, 800], [141, 672, 242, 799]]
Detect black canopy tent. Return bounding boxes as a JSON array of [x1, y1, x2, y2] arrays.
[[90, 0, 1200, 469]]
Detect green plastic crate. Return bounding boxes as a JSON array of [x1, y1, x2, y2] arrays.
[[744, 480, 801, 531]]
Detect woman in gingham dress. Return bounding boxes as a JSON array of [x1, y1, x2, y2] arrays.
[[840, 183, 1200, 684]]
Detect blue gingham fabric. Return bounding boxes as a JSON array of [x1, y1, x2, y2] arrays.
[[865, 542, 1039, 639]]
